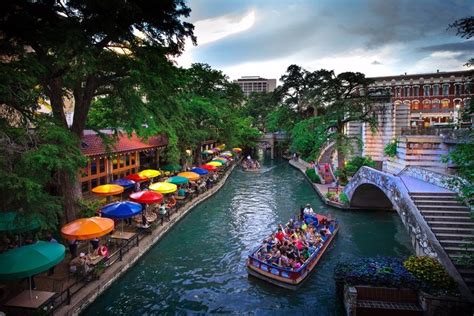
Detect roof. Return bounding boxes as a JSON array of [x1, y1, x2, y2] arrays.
[[369, 70, 473, 82], [80, 132, 168, 157]]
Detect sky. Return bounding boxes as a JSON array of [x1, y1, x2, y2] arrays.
[[175, 0, 473, 81]]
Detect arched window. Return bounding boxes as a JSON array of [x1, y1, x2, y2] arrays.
[[441, 99, 450, 109], [432, 99, 440, 109], [423, 99, 431, 109], [411, 100, 420, 110]]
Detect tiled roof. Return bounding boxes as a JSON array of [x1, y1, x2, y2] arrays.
[[80, 132, 168, 157]]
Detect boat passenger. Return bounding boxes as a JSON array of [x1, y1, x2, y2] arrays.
[[276, 228, 285, 243], [303, 203, 314, 215]]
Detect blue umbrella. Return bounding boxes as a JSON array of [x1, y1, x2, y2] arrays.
[[100, 201, 142, 219], [111, 178, 136, 189], [191, 167, 209, 175]]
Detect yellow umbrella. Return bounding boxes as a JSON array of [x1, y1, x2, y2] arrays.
[[178, 172, 200, 181], [232, 147, 242, 153], [217, 144, 226, 150], [91, 184, 124, 196], [149, 182, 177, 194], [207, 161, 223, 167], [138, 169, 161, 178]]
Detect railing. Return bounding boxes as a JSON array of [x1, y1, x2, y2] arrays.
[[400, 127, 471, 142]]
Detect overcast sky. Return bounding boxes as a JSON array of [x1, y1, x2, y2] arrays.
[[175, 0, 473, 81]]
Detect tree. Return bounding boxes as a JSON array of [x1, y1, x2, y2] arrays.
[[0, 0, 195, 221], [449, 16, 474, 66], [242, 92, 279, 131]]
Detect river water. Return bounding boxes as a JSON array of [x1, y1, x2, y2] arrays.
[[84, 158, 413, 315]]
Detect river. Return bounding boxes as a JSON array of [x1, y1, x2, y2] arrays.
[[84, 157, 413, 315]]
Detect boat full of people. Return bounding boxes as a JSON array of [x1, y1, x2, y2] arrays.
[[242, 155, 260, 172], [247, 204, 338, 289]]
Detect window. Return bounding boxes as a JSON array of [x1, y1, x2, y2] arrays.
[[100, 176, 106, 185], [442, 84, 449, 96], [90, 159, 97, 175], [411, 100, 420, 110], [433, 84, 439, 96], [395, 87, 401, 97], [131, 153, 136, 165], [126, 154, 130, 166], [441, 99, 450, 109], [120, 155, 125, 168], [113, 157, 118, 170], [99, 158, 105, 173], [413, 86, 419, 96], [455, 84, 461, 96], [423, 99, 431, 109], [423, 85, 430, 96], [91, 178, 98, 189], [404, 86, 409, 97], [432, 99, 440, 109]]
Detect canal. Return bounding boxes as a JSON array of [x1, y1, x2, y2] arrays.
[[84, 157, 413, 315]]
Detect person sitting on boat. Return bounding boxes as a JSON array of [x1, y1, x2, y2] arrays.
[[324, 225, 332, 236], [303, 203, 314, 215], [286, 219, 295, 230], [275, 227, 285, 243]]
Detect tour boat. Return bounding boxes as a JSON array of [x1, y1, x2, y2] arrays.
[[242, 161, 261, 172], [247, 214, 338, 290]]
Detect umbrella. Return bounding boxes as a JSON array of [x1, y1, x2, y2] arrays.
[[167, 176, 189, 185], [126, 173, 149, 182], [61, 217, 114, 240], [0, 241, 65, 280], [149, 182, 177, 194], [232, 147, 242, 153], [190, 167, 208, 175], [92, 184, 124, 196], [111, 178, 136, 189], [211, 148, 220, 153], [200, 164, 217, 172], [178, 172, 200, 181], [217, 144, 226, 150], [202, 150, 214, 155], [129, 191, 164, 204], [161, 164, 182, 172], [138, 169, 161, 179], [206, 161, 223, 167], [212, 158, 227, 164], [100, 201, 143, 219], [0, 212, 42, 233]]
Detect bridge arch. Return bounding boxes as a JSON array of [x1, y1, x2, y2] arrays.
[[350, 183, 393, 210]]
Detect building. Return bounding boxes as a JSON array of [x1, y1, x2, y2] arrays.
[[79, 130, 168, 195], [368, 70, 472, 129], [234, 76, 277, 96]]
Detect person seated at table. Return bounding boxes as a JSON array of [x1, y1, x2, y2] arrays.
[[95, 244, 109, 259], [69, 253, 91, 275], [90, 238, 99, 251], [177, 187, 186, 198], [141, 213, 150, 228], [158, 203, 167, 225]]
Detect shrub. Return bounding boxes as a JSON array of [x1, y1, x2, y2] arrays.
[[325, 192, 336, 201], [339, 192, 349, 205], [403, 256, 458, 295], [79, 199, 101, 218], [384, 140, 397, 158], [305, 168, 321, 183], [334, 256, 420, 289], [334, 168, 348, 185], [345, 156, 376, 176]]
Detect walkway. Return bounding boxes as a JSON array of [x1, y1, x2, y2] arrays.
[[400, 176, 453, 193]]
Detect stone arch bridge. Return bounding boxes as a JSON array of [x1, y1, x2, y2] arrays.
[[343, 166, 473, 301], [256, 132, 289, 159]]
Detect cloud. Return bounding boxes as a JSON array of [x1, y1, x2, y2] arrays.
[[371, 60, 382, 65], [418, 40, 474, 53], [409, 51, 470, 74]]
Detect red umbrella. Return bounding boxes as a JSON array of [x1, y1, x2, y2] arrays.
[[129, 190, 164, 204], [200, 164, 217, 172], [125, 173, 149, 182]]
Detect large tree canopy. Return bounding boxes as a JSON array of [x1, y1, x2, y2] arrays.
[[0, 0, 196, 222]]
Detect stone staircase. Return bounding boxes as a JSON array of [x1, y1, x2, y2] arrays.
[[410, 192, 474, 293]]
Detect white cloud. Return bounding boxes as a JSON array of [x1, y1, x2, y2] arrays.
[[175, 9, 256, 68], [409, 51, 468, 74]]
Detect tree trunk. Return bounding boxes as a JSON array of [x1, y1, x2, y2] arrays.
[[336, 125, 346, 170], [58, 171, 82, 224]]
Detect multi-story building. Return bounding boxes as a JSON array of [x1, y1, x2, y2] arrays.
[[368, 70, 472, 128], [234, 76, 277, 96]]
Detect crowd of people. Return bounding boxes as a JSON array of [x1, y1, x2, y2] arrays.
[[254, 205, 334, 271], [242, 155, 260, 170]]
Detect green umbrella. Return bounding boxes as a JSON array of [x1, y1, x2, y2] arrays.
[[212, 158, 227, 164], [166, 176, 189, 185], [161, 164, 182, 172], [0, 241, 65, 280], [0, 212, 42, 233]]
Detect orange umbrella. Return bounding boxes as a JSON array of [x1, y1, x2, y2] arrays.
[[177, 171, 200, 181], [61, 217, 114, 240], [91, 184, 124, 196]]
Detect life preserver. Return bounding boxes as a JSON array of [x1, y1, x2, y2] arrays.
[[167, 197, 176, 208]]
